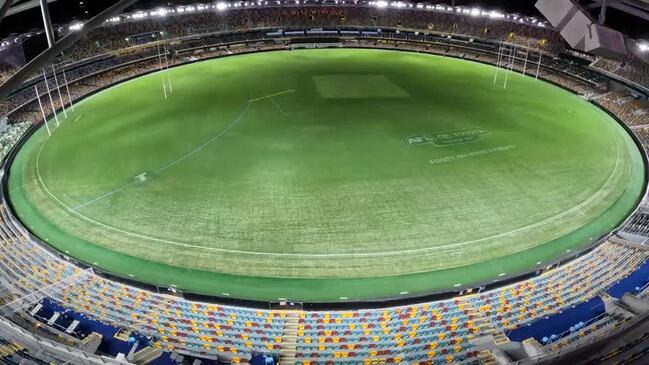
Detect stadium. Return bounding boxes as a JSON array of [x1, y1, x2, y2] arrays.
[[0, 0, 648, 364]]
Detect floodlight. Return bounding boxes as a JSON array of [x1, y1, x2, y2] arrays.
[[69, 23, 84, 31], [488, 11, 503, 18]]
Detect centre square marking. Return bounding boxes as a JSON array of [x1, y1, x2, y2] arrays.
[[406, 128, 491, 146]]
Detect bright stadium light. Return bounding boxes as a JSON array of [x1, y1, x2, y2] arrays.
[[488, 11, 504, 18], [69, 23, 84, 31], [28, 0, 571, 38], [153, 8, 168, 16], [639, 42, 649, 52]]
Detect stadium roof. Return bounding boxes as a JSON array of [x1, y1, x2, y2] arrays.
[[580, 0, 649, 36], [582, 0, 649, 21], [4, 0, 59, 17], [0, 0, 647, 40]]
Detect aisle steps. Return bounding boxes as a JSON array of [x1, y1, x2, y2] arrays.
[[279, 311, 300, 365]]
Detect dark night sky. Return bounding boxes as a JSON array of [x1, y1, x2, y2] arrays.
[[0, 0, 646, 40]]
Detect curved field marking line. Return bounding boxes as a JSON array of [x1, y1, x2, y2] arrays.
[[72, 181, 139, 210], [248, 89, 295, 102], [71, 90, 278, 209], [69, 102, 251, 210], [35, 136, 626, 258], [33, 104, 626, 258], [153, 102, 251, 175]]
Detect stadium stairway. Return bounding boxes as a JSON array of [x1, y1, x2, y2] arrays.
[[459, 299, 510, 346], [476, 349, 499, 365], [462, 299, 508, 365], [0, 340, 22, 359], [279, 311, 300, 364]]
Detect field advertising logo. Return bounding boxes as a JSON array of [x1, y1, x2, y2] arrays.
[[406, 128, 491, 146]]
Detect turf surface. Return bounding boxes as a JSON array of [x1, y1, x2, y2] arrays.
[[8, 49, 646, 301]]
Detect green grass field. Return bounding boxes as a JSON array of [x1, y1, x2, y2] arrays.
[[7, 49, 646, 302]]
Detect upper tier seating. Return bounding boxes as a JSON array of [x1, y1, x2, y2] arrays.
[[592, 56, 649, 89]]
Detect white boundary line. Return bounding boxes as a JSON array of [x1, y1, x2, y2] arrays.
[[27, 82, 630, 258], [33, 129, 627, 258]]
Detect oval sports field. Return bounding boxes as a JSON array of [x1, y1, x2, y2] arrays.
[[7, 49, 646, 302]]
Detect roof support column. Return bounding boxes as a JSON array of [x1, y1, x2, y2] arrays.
[[599, 0, 608, 24], [0, 0, 13, 25], [0, 0, 139, 101], [39, 0, 55, 47]]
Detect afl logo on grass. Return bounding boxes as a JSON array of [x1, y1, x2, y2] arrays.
[[406, 128, 491, 146]]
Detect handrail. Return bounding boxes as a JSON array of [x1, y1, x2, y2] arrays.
[[0, 310, 131, 364], [543, 312, 610, 345], [511, 316, 634, 364]]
